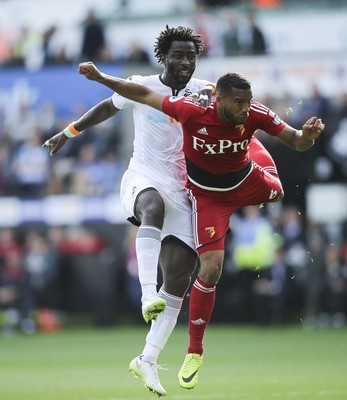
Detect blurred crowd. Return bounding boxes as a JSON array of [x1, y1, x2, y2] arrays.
[[0, 224, 123, 334], [1, 202, 347, 335], [221, 204, 347, 330], [1, 0, 346, 70], [0, 2, 272, 70], [0, 98, 127, 198], [0, 8, 152, 70]]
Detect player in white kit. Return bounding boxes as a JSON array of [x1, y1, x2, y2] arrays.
[[43, 26, 214, 397]]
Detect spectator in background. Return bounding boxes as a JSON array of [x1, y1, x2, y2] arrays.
[[191, 0, 221, 57], [243, 12, 267, 55], [7, 25, 28, 67], [0, 228, 35, 334], [252, 245, 295, 325], [44, 162, 68, 195], [121, 40, 151, 65], [11, 128, 51, 197], [11, 25, 43, 70], [299, 84, 330, 124], [97, 150, 126, 194], [42, 25, 58, 66], [298, 83, 330, 188], [279, 205, 306, 259], [318, 244, 347, 328], [80, 9, 106, 62], [0, 229, 22, 263], [275, 204, 309, 300], [230, 206, 280, 322], [0, 146, 12, 195], [24, 231, 60, 312], [0, 28, 12, 66], [5, 102, 37, 146], [303, 220, 327, 329], [325, 92, 347, 182], [39, 101, 59, 139], [222, 11, 240, 56], [222, 11, 267, 56], [70, 143, 123, 196]]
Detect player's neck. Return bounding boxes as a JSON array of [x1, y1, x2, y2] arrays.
[[160, 73, 186, 92]]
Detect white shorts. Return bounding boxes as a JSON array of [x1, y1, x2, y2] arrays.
[[120, 169, 195, 250]]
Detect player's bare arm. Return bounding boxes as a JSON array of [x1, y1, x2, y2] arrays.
[[276, 116, 325, 151], [79, 61, 165, 112]]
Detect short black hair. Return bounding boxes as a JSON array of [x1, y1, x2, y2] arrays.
[[154, 25, 204, 64], [216, 73, 251, 96]]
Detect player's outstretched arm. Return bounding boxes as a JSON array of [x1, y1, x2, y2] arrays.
[[276, 116, 325, 151], [79, 61, 164, 112]]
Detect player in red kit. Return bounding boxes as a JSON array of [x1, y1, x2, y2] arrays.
[[162, 94, 285, 251], [76, 62, 325, 390]]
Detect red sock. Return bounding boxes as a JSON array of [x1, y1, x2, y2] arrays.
[[188, 276, 216, 355]]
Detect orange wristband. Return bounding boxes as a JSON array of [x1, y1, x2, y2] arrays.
[[63, 122, 82, 138]]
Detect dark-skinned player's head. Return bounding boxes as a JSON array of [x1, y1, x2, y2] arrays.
[[216, 73, 253, 124], [154, 25, 204, 64]]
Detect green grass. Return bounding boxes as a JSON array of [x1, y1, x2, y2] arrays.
[[1, 325, 347, 399]]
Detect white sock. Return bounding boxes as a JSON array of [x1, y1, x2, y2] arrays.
[[136, 225, 161, 303], [141, 288, 183, 363]]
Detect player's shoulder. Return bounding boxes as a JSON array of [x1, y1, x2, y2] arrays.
[[168, 95, 211, 116], [249, 100, 284, 126], [127, 74, 160, 85], [250, 100, 270, 116]]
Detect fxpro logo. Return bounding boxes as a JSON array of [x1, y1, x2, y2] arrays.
[[192, 136, 249, 154]]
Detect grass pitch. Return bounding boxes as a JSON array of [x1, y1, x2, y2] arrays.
[[0, 324, 346, 400]]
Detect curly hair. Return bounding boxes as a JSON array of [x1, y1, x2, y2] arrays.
[[216, 73, 251, 96], [154, 25, 204, 64]]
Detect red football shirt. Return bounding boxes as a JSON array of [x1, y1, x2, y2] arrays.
[[162, 96, 286, 189]]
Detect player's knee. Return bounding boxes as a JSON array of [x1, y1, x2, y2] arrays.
[[145, 201, 165, 220], [278, 188, 284, 201], [199, 253, 223, 285], [165, 276, 191, 297], [270, 187, 284, 203], [136, 192, 165, 225], [199, 266, 221, 285]]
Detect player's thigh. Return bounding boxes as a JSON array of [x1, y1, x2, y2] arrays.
[[237, 164, 283, 206], [187, 188, 232, 251], [161, 189, 195, 250], [120, 169, 161, 219]]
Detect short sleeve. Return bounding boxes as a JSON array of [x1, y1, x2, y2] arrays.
[[162, 96, 186, 122]]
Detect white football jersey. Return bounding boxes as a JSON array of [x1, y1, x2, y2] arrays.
[[112, 74, 210, 191]]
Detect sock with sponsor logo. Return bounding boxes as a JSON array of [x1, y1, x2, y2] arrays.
[[188, 276, 216, 355]]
